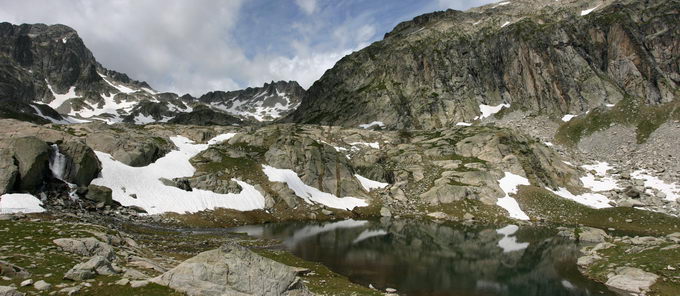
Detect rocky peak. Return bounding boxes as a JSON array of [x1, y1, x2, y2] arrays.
[[285, 0, 678, 129]]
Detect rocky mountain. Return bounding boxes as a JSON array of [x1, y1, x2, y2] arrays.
[[0, 22, 304, 125], [285, 0, 679, 129]]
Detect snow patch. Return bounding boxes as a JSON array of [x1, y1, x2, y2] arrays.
[[133, 114, 155, 125], [544, 142, 554, 147], [501, 21, 511, 28], [496, 172, 530, 220], [0, 193, 46, 214], [477, 103, 510, 119], [262, 165, 367, 210], [208, 133, 238, 145], [562, 114, 577, 122], [581, 162, 620, 192], [91, 134, 265, 214], [631, 170, 680, 201], [46, 82, 79, 109], [547, 187, 612, 209], [581, 5, 600, 16], [349, 142, 380, 149], [358, 121, 385, 129], [355, 174, 388, 191], [456, 122, 472, 127], [496, 225, 529, 252]]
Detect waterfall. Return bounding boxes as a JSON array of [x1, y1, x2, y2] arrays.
[[49, 144, 78, 200], [49, 144, 68, 181]]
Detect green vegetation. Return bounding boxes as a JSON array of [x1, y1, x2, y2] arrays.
[[515, 186, 680, 236], [555, 97, 680, 146], [423, 199, 512, 224], [254, 249, 382, 296], [0, 218, 180, 295], [585, 242, 680, 296]]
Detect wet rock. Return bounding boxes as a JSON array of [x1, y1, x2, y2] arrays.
[[152, 242, 311, 296]]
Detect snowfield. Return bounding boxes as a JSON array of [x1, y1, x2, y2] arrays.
[[547, 187, 612, 209], [359, 121, 385, 129], [581, 162, 620, 192], [91, 134, 266, 214], [496, 172, 530, 220], [0, 193, 46, 214], [476, 103, 510, 119], [262, 165, 368, 210], [631, 170, 680, 201]]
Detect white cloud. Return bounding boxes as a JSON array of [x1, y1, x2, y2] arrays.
[[295, 0, 318, 15]]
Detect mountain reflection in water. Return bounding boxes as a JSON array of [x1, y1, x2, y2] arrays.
[[229, 219, 615, 296]]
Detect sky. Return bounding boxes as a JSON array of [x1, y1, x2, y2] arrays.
[[0, 0, 496, 96]]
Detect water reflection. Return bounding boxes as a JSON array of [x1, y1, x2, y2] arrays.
[[229, 219, 614, 296]]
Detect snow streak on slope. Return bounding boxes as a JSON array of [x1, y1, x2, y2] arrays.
[[547, 187, 612, 209], [211, 90, 299, 121], [355, 174, 389, 191], [0, 193, 46, 214], [92, 134, 265, 214], [262, 165, 368, 210], [496, 172, 530, 220], [476, 103, 510, 120]]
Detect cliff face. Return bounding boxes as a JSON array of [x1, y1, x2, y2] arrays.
[[285, 0, 679, 129]]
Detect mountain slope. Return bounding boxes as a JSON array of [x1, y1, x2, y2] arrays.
[[0, 22, 304, 125], [284, 0, 679, 129]]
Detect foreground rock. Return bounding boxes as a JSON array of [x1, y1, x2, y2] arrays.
[[606, 267, 658, 295], [53, 237, 116, 260], [0, 261, 30, 279], [0, 286, 24, 296], [64, 255, 118, 281], [152, 242, 310, 296]]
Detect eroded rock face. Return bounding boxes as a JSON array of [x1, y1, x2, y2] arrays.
[[152, 242, 310, 296], [285, 0, 677, 129]]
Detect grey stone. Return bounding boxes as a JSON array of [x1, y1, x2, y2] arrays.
[[33, 280, 51, 291], [53, 238, 116, 260], [84, 185, 113, 205], [64, 256, 117, 281], [0, 286, 24, 296], [605, 267, 658, 294], [152, 242, 311, 296]]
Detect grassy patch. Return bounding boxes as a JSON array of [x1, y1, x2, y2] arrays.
[[423, 199, 512, 224], [585, 242, 680, 296], [254, 249, 382, 296], [515, 186, 680, 236], [555, 98, 680, 146]]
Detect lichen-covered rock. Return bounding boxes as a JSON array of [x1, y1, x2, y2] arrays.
[[152, 242, 310, 296], [53, 237, 116, 260], [605, 267, 658, 294], [64, 255, 117, 281], [84, 184, 113, 205]]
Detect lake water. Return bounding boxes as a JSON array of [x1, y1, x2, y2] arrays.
[[228, 219, 615, 296]]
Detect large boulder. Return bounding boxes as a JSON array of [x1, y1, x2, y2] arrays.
[[0, 261, 30, 279], [11, 137, 50, 191], [58, 141, 101, 186], [578, 227, 610, 243], [64, 256, 117, 281], [0, 286, 24, 296], [84, 184, 113, 205], [605, 267, 658, 294], [52, 237, 116, 260], [0, 150, 17, 195], [152, 242, 310, 296]]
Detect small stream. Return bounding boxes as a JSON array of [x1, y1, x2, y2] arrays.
[[228, 219, 615, 296]]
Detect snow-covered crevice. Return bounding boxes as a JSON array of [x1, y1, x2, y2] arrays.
[[496, 224, 529, 253], [46, 81, 79, 109], [0, 193, 46, 214], [359, 121, 385, 129], [355, 174, 388, 191], [631, 170, 680, 201], [91, 133, 266, 214], [475, 103, 510, 120], [30, 104, 83, 124], [496, 172, 530, 220], [262, 165, 368, 210], [561, 114, 577, 122]]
